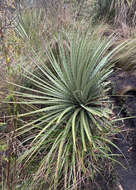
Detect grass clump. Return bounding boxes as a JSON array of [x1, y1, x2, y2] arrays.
[[91, 0, 115, 24]]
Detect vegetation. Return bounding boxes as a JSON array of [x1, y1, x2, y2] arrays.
[[0, 0, 136, 189], [9, 29, 125, 189], [91, 0, 136, 26]]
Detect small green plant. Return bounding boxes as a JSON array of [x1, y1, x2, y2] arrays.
[[14, 8, 46, 51], [12, 5, 75, 55]]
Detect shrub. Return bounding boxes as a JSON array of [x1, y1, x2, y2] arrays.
[[7, 28, 126, 190]]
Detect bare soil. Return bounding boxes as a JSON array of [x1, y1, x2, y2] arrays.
[[111, 70, 136, 190]]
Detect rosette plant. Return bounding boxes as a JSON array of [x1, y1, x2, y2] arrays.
[[9, 30, 125, 189]]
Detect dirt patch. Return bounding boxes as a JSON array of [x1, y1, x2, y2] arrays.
[[111, 70, 136, 190]]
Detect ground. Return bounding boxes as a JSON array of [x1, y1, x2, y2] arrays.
[[111, 71, 136, 190]]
